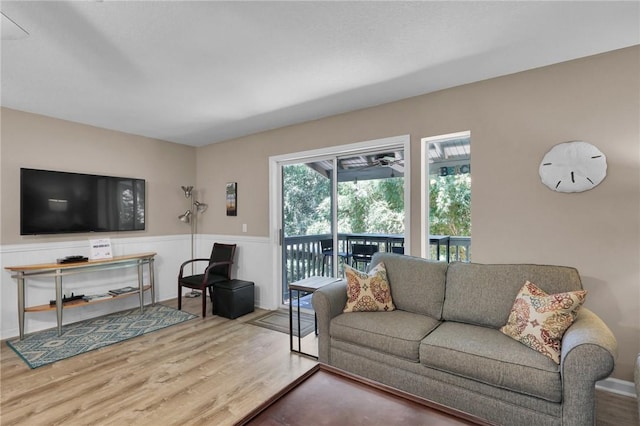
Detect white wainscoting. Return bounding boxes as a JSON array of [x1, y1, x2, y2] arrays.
[[0, 234, 274, 340], [196, 234, 275, 311]]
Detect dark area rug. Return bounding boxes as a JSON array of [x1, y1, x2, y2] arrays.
[[249, 309, 315, 337], [7, 304, 197, 369]]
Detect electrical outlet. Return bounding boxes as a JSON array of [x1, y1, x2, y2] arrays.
[[242, 224, 247, 233]]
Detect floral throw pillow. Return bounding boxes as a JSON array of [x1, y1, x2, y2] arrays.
[[343, 262, 395, 313], [500, 281, 586, 364]]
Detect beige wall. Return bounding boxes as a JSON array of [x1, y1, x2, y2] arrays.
[[196, 46, 640, 380], [1, 47, 637, 380], [0, 108, 196, 243]]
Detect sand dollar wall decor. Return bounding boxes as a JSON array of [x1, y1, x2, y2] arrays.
[[539, 141, 607, 193]]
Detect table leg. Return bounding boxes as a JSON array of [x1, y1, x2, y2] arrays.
[[17, 273, 25, 340], [149, 258, 156, 306], [137, 261, 144, 313], [55, 271, 63, 336], [289, 288, 294, 352], [297, 290, 302, 354]]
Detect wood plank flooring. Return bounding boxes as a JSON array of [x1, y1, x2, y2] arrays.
[[1, 297, 317, 426], [595, 389, 639, 426], [1, 296, 638, 425]]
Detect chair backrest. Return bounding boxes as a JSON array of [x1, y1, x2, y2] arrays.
[[320, 239, 333, 253], [209, 243, 237, 279], [351, 244, 378, 259], [391, 246, 405, 254]]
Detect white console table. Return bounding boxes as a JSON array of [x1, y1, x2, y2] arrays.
[[5, 252, 156, 340]]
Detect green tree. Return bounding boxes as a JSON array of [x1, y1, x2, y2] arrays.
[[429, 174, 471, 236], [336, 178, 404, 234], [283, 164, 469, 238], [297, 175, 405, 235], [282, 164, 330, 236]]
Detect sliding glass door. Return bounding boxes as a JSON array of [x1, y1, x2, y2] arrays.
[[281, 158, 336, 306], [279, 144, 406, 307], [335, 150, 406, 269]]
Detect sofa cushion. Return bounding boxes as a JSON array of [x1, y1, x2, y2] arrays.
[[500, 281, 586, 363], [369, 253, 447, 319], [420, 321, 562, 402], [331, 310, 440, 362], [343, 263, 395, 312], [443, 262, 583, 328]]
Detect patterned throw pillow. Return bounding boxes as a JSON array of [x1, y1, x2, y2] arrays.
[[343, 262, 395, 313], [500, 281, 586, 364]]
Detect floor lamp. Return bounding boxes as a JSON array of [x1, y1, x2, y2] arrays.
[[178, 185, 208, 297]]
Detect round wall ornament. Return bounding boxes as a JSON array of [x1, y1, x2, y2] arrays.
[[538, 141, 607, 193]]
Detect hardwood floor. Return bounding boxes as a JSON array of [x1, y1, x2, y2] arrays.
[[595, 389, 639, 426], [1, 297, 317, 425], [2, 297, 638, 425]]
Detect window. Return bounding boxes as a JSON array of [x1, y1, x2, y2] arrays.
[[422, 132, 471, 262]]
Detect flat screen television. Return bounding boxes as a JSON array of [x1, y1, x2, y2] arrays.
[[20, 168, 145, 235]]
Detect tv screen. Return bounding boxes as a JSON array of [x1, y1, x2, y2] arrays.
[[20, 168, 145, 235]]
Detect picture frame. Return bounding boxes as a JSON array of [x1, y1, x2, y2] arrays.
[[226, 182, 237, 216]]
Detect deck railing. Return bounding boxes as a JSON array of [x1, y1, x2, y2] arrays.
[[282, 233, 470, 302]]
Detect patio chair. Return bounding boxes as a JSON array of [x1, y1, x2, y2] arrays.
[[350, 244, 378, 270], [178, 243, 236, 317], [320, 239, 350, 276]]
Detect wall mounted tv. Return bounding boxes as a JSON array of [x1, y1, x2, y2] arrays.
[[20, 168, 145, 235]]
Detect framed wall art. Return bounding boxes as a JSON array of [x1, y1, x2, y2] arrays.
[[226, 182, 237, 216]]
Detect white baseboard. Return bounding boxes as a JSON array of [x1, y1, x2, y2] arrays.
[[596, 378, 637, 398]]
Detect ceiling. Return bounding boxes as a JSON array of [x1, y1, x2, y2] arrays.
[[309, 150, 406, 182], [1, 1, 638, 147]]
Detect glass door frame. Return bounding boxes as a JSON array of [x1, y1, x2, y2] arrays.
[[268, 135, 411, 311], [280, 155, 338, 291]]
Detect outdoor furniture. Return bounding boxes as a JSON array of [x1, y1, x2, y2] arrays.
[[350, 244, 378, 270], [320, 239, 350, 276], [178, 243, 236, 317], [429, 235, 451, 262]]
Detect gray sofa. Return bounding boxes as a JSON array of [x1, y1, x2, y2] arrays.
[[312, 253, 617, 426]]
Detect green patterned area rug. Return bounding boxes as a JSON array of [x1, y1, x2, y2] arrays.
[[7, 305, 197, 369], [248, 309, 315, 338]]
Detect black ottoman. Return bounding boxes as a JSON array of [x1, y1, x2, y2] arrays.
[[213, 279, 255, 319]]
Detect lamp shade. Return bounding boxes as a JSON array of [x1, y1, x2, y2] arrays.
[[194, 200, 208, 213], [178, 210, 192, 223], [181, 185, 193, 198]]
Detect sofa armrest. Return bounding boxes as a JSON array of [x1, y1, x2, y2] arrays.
[[560, 307, 618, 425], [311, 280, 347, 364]]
